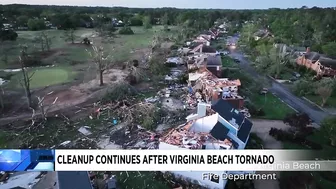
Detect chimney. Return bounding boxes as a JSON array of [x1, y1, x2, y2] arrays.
[[216, 66, 222, 77], [306, 47, 310, 53]]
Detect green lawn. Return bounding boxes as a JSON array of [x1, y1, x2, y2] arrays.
[[283, 130, 336, 189], [102, 26, 178, 62], [9, 67, 76, 89], [221, 56, 237, 67], [0, 28, 94, 68], [252, 93, 296, 120], [305, 95, 336, 108]]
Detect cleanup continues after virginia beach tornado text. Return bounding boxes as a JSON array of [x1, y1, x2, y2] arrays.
[[57, 154, 274, 165]]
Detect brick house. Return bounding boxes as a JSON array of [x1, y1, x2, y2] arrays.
[[296, 51, 336, 77]]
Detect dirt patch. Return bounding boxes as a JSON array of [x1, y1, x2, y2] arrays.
[[130, 48, 151, 62], [0, 68, 128, 125], [74, 68, 128, 92], [161, 42, 174, 49], [31, 49, 59, 59]]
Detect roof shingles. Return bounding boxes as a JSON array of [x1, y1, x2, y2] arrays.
[[211, 99, 253, 143]]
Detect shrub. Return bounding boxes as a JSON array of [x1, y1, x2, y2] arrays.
[[320, 116, 336, 146], [0, 30, 18, 41], [245, 102, 265, 117], [279, 172, 317, 189], [293, 79, 316, 96], [269, 128, 322, 150], [118, 26, 134, 35], [246, 133, 264, 149], [24, 55, 42, 67], [319, 171, 336, 182], [170, 44, 179, 50], [283, 113, 311, 129]]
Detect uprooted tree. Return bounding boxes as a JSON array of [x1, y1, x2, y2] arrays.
[[321, 116, 336, 146], [36, 91, 58, 121], [87, 45, 110, 86], [19, 45, 34, 108]]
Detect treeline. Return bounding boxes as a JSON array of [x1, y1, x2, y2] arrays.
[[0, 4, 336, 45]]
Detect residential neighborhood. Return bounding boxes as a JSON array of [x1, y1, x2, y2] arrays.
[[0, 2, 336, 189]]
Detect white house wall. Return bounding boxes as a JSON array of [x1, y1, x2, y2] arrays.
[[217, 114, 238, 135], [227, 132, 247, 149]]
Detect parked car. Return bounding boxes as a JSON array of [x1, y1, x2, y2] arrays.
[[292, 72, 301, 78], [233, 58, 240, 63], [259, 88, 268, 95]]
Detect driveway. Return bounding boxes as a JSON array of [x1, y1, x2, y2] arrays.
[[251, 119, 291, 189], [229, 51, 330, 124]]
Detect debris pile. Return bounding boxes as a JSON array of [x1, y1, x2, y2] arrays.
[[160, 120, 234, 150], [110, 125, 160, 149]]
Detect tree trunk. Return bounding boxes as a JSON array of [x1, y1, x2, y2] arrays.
[[25, 88, 32, 108], [21, 67, 32, 108], [321, 98, 327, 107], [331, 138, 336, 146], [0, 91, 4, 110], [41, 40, 44, 52], [99, 70, 104, 86]]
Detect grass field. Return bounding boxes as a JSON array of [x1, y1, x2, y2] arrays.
[[305, 95, 336, 108], [102, 26, 178, 62], [252, 93, 296, 120], [9, 67, 76, 89], [0, 26, 177, 88], [221, 56, 237, 67]]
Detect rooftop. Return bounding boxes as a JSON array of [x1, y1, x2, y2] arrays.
[[212, 99, 253, 143]]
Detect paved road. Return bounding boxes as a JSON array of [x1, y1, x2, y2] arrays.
[[229, 52, 330, 124]]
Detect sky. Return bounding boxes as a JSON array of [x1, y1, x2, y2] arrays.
[[1, 0, 336, 9]]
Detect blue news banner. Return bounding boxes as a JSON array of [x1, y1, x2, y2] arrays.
[[0, 149, 55, 171]]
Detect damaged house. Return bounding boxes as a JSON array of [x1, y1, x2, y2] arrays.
[[189, 68, 244, 109], [193, 34, 212, 46], [159, 99, 253, 189], [253, 29, 273, 41], [187, 55, 222, 77], [181, 42, 217, 56], [296, 51, 336, 77], [191, 44, 217, 56]]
